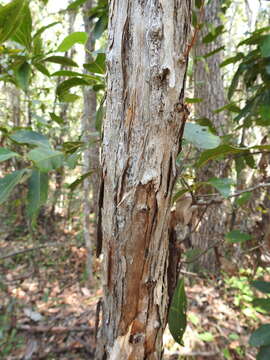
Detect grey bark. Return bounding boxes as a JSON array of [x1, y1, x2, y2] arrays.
[[96, 1, 191, 359], [82, 0, 98, 282], [192, 0, 227, 272]]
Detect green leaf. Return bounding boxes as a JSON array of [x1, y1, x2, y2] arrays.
[[237, 27, 270, 47], [261, 35, 270, 58], [51, 70, 82, 77], [198, 332, 214, 342], [173, 189, 189, 203], [252, 298, 270, 312], [249, 324, 270, 347], [12, 2, 32, 50], [57, 32, 88, 52], [196, 145, 246, 168], [257, 346, 270, 360], [234, 99, 255, 124], [66, 151, 79, 169], [195, 0, 203, 8], [43, 56, 78, 67], [0, 0, 26, 44], [60, 93, 80, 103], [235, 192, 251, 207], [96, 103, 104, 132], [56, 77, 89, 97], [196, 117, 217, 134], [51, 70, 102, 83], [203, 25, 224, 44], [49, 112, 64, 125], [10, 130, 50, 148], [168, 278, 187, 346], [27, 147, 64, 172], [0, 170, 27, 205], [33, 62, 50, 77], [62, 141, 84, 154], [220, 53, 244, 68], [203, 46, 225, 59], [215, 102, 241, 114], [228, 63, 247, 100], [93, 14, 108, 40], [259, 104, 270, 124], [15, 62, 31, 92], [251, 281, 270, 294], [68, 171, 95, 191], [0, 148, 20, 162], [207, 177, 234, 198], [235, 156, 245, 175], [83, 53, 106, 74], [67, 0, 88, 10], [252, 145, 270, 151], [191, 10, 198, 28], [183, 123, 220, 150], [33, 21, 59, 39], [27, 169, 48, 224], [244, 153, 256, 169], [185, 97, 203, 104], [225, 230, 251, 243]]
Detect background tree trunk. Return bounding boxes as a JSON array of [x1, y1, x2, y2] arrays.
[[96, 1, 191, 359], [82, 0, 98, 283], [191, 0, 227, 272], [50, 10, 77, 220]]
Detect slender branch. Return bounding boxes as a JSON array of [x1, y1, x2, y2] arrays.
[[169, 350, 219, 358], [196, 182, 270, 206], [0, 242, 65, 261], [183, 239, 224, 264], [180, 269, 199, 277], [191, 203, 210, 233], [182, 1, 205, 59], [16, 325, 94, 334]]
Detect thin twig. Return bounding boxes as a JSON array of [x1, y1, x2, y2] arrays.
[[196, 182, 270, 206], [241, 244, 262, 254], [0, 242, 65, 261], [182, 1, 205, 59], [180, 270, 199, 277], [183, 239, 224, 264], [191, 203, 210, 233], [169, 350, 219, 358], [16, 325, 94, 334]]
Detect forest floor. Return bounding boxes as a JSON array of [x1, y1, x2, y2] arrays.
[[0, 217, 267, 360]]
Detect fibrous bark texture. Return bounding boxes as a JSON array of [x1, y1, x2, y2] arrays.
[[192, 0, 227, 272], [96, 1, 191, 359]]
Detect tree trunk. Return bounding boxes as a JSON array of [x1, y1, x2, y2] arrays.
[[82, 0, 98, 282], [96, 1, 191, 359], [50, 9, 77, 220], [191, 0, 227, 272]]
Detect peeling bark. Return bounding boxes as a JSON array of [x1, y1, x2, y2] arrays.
[[96, 1, 191, 359]]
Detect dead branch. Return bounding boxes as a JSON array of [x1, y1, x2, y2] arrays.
[[17, 324, 94, 334], [0, 242, 66, 261], [196, 182, 270, 206], [183, 239, 224, 264], [169, 350, 219, 358]]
